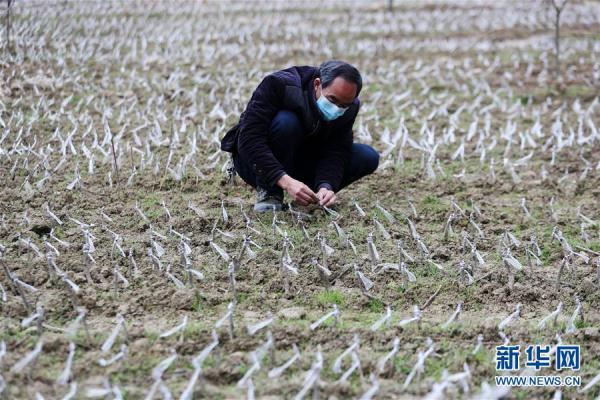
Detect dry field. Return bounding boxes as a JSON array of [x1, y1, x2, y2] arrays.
[[0, 0, 599, 398]]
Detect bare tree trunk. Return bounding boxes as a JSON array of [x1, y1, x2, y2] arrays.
[[550, 0, 568, 82], [554, 6, 561, 80], [5, 0, 11, 54]]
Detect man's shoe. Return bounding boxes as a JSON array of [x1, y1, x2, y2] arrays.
[[254, 187, 283, 212]]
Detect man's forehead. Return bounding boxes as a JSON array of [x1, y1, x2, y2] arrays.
[[324, 77, 357, 101]]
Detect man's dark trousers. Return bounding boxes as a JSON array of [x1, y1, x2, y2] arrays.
[[232, 110, 379, 196]]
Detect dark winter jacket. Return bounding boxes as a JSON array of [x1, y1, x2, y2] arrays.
[[220, 65, 360, 192]]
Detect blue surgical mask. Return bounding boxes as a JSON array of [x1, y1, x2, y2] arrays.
[[316, 93, 348, 121]]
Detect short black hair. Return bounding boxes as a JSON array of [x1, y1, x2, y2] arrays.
[[318, 60, 362, 98]]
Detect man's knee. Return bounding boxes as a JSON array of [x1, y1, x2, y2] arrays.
[[270, 110, 303, 140], [355, 143, 379, 175]]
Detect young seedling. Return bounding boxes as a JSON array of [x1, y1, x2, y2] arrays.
[[415, 236, 430, 262], [147, 246, 163, 272], [2, 262, 32, 312], [520, 197, 531, 220], [580, 222, 590, 244], [188, 200, 207, 219], [332, 220, 348, 246], [42, 202, 63, 225], [165, 264, 185, 289], [50, 228, 71, 249], [215, 302, 235, 340], [209, 238, 230, 262], [470, 244, 485, 275], [294, 347, 323, 400], [332, 334, 359, 374], [101, 314, 128, 353], [472, 334, 484, 355], [469, 198, 482, 218], [579, 372, 600, 395], [246, 379, 255, 400], [370, 306, 392, 331], [9, 339, 43, 375], [82, 230, 96, 284], [312, 259, 332, 289], [352, 198, 367, 217], [145, 349, 177, 399], [407, 199, 418, 218], [237, 351, 260, 389], [255, 330, 275, 367], [268, 344, 300, 378], [232, 235, 252, 273], [373, 217, 391, 241], [367, 232, 380, 268], [498, 303, 521, 331], [398, 305, 422, 328], [347, 239, 357, 256], [271, 210, 284, 236], [221, 200, 228, 224], [489, 158, 496, 183], [469, 213, 485, 239], [247, 313, 274, 336], [98, 344, 128, 367], [441, 303, 462, 328], [565, 296, 582, 334], [127, 247, 139, 279], [66, 307, 91, 345], [159, 315, 188, 343], [403, 338, 435, 389], [443, 212, 456, 241], [375, 200, 396, 223], [66, 162, 83, 191], [112, 263, 129, 296], [502, 228, 521, 249], [56, 342, 76, 386], [397, 239, 414, 264], [317, 232, 335, 269], [179, 239, 202, 288], [354, 264, 374, 297], [502, 248, 522, 290], [538, 302, 563, 329], [280, 232, 298, 295], [376, 337, 400, 375], [19, 235, 43, 260], [44, 237, 60, 283], [309, 304, 339, 330], [337, 351, 363, 384], [321, 205, 339, 219], [297, 215, 310, 240], [135, 201, 151, 225], [556, 256, 568, 292], [457, 260, 474, 287], [21, 302, 44, 336], [227, 261, 238, 304]]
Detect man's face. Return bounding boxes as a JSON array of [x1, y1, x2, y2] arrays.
[[314, 77, 357, 109]]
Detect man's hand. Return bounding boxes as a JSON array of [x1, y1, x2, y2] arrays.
[[317, 187, 337, 207], [277, 175, 319, 206]]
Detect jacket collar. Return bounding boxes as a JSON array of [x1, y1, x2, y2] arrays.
[[306, 74, 325, 122]]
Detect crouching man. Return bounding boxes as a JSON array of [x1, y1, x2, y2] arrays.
[[221, 60, 379, 212]]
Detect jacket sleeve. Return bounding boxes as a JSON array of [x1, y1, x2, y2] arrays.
[[313, 103, 359, 192], [237, 74, 287, 188]]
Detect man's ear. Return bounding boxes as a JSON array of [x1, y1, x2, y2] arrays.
[[314, 77, 321, 98]]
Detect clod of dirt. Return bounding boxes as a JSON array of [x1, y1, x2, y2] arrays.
[[277, 307, 307, 320]]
